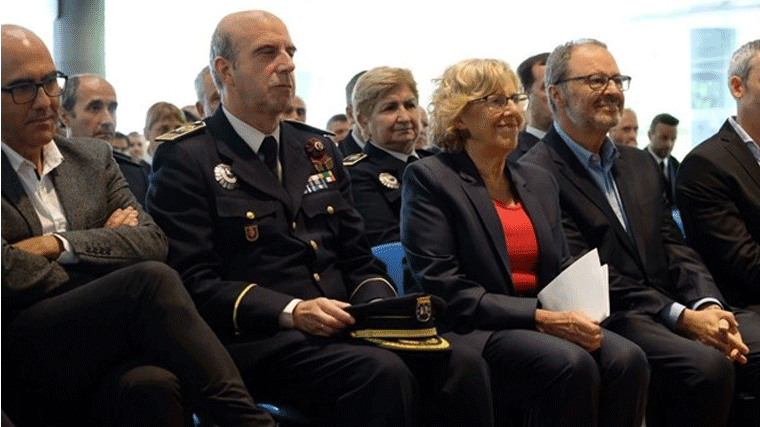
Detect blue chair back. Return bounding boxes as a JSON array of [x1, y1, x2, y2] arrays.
[[672, 208, 685, 237], [371, 242, 405, 296]]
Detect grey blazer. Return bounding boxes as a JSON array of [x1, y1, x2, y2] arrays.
[[2, 136, 168, 311]]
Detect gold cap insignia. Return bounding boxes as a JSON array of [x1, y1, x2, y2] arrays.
[[415, 295, 433, 322], [378, 172, 399, 190], [214, 163, 238, 190]]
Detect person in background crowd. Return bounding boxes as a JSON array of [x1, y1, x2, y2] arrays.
[[326, 113, 350, 144], [60, 73, 149, 202], [338, 70, 368, 156], [608, 107, 638, 147], [195, 65, 220, 119], [143, 101, 187, 163], [521, 38, 760, 427], [510, 52, 550, 161], [677, 39, 760, 314], [146, 10, 493, 427], [281, 94, 306, 122], [414, 108, 430, 150], [645, 113, 680, 206], [1, 23, 275, 427]]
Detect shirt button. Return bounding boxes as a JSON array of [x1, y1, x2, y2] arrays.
[[310, 240, 318, 251], [246, 211, 255, 219], [291, 222, 297, 231], [313, 273, 321, 282], [326, 205, 335, 215]]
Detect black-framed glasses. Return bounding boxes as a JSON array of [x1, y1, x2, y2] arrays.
[[1, 71, 68, 104], [469, 93, 529, 110], [554, 73, 631, 91]]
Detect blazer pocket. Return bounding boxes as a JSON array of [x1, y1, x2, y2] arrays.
[[216, 196, 279, 244], [301, 190, 352, 235]]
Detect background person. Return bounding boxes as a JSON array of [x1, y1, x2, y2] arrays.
[[645, 113, 680, 207], [608, 107, 638, 147], [346, 66, 431, 247], [676, 40, 760, 313]]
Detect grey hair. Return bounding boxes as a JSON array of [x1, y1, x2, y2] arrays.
[[194, 66, 212, 103], [60, 74, 82, 113], [544, 38, 608, 113], [728, 40, 760, 84], [209, 26, 236, 90]]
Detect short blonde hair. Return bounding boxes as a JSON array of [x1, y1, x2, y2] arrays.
[[430, 59, 521, 152], [144, 102, 187, 134], [352, 66, 418, 120]]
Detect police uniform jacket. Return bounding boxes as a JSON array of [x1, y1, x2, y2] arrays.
[[146, 109, 396, 346], [346, 142, 431, 247]]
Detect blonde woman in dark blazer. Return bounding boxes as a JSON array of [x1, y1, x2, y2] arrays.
[[400, 58, 649, 427]]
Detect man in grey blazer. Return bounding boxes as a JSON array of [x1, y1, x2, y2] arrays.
[[1, 24, 273, 427]]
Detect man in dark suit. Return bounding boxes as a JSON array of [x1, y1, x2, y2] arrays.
[[509, 52, 551, 162], [60, 73, 150, 203], [676, 40, 760, 312], [521, 38, 760, 427], [645, 113, 680, 207], [338, 70, 368, 157], [146, 10, 492, 427], [1, 24, 273, 427]]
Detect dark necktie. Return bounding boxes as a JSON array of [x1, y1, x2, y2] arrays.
[[259, 136, 278, 174]]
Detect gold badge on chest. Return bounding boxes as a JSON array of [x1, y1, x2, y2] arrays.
[[214, 163, 238, 190]]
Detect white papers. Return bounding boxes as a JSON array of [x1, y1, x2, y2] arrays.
[[537, 249, 609, 322]]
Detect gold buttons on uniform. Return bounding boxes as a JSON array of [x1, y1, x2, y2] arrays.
[[313, 273, 321, 282], [246, 211, 255, 219], [310, 240, 318, 251], [326, 205, 335, 215]]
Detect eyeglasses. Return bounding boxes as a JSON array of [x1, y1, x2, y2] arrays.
[[554, 73, 631, 91], [469, 93, 529, 110], [1, 71, 68, 104]]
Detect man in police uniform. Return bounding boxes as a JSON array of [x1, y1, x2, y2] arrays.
[[146, 10, 492, 427]]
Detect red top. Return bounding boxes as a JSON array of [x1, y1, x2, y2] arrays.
[[492, 200, 539, 296]]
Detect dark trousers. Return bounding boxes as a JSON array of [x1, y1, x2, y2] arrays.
[[2, 261, 274, 427], [607, 310, 760, 427], [229, 332, 493, 427], [482, 328, 649, 427]]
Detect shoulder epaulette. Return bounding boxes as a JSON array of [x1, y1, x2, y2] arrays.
[[282, 119, 335, 137], [343, 153, 367, 166], [155, 121, 206, 142]]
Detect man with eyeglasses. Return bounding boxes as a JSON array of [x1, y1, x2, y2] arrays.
[[1, 24, 275, 427], [521, 38, 760, 427]]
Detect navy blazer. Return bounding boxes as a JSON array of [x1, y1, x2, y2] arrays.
[[147, 109, 396, 346], [521, 126, 724, 317], [676, 120, 760, 306], [401, 150, 570, 351]]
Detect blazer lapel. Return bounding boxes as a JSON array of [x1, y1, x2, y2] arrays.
[[544, 130, 639, 256], [452, 152, 514, 278], [510, 164, 552, 288], [2, 152, 43, 236], [611, 155, 651, 265], [207, 110, 293, 211], [719, 121, 760, 190]]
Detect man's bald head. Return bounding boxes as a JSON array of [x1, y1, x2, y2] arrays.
[[2, 25, 61, 161]]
